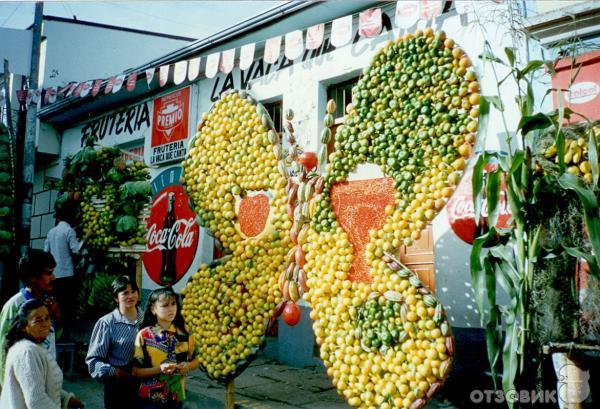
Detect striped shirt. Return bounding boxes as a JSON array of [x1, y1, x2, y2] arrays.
[[86, 308, 143, 379]]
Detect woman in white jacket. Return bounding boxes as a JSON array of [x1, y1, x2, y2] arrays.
[[0, 299, 83, 409]]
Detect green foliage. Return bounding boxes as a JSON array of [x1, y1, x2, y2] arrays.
[[472, 43, 600, 407]]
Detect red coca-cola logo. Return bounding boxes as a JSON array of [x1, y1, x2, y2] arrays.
[[446, 163, 512, 245], [143, 185, 199, 286]]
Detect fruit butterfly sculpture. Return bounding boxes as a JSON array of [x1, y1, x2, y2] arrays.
[[302, 29, 479, 408], [180, 89, 292, 381]]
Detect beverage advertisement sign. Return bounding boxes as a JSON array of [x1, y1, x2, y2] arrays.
[[149, 87, 190, 165], [143, 167, 200, 288]]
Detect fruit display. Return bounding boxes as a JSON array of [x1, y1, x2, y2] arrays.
[[0, 123, 15, 257], [276, 107, 322, 325], [537, 125, 598, 184], [302, 29, 478, 408], [180, 90, 292, 381], [53, 140, 151, 253]]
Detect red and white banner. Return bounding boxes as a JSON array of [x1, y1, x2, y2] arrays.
[[145, 68, 155, 87], [112, 75, 125, 94], [159, 65, 170, 87], [359, 8, 382, 38], [420, 0, 444, 20], [264, 36, 281, 64], [306, 23, 324, 50], [205, 52, 220, 78], [285, 30, 304, 60], [239, 43, 255, 70], [80, 80, 92, 97], [150, 87, 190, 165], [219, 48, 235, 74], [331, 15, 353, 48], [92, 80, 102, 97], [395, 0, 420, 28], [104, 77, 116, 94], [127, 72, 137, 91], [45, 87, 57, 104], [174, 60, 187, 85], [187, 57, 201, 81], [71, 82, 84, 98], [31, 88, 42, 104]]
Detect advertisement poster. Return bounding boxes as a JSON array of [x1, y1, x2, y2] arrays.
[[143, 166, 211, 292], [150, 86, 191, 165]]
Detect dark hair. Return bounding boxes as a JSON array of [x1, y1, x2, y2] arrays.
[[5, 299, 48, 351], [141, 287, 187, 334], [19, 249, 56, 284], [112, 275, 139, 297]]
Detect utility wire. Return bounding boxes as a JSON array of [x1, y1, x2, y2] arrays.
[[102, 1, 210, 31], [0, 3, 22, 27]]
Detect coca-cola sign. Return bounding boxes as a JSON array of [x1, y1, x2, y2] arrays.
[[446, 163, 512, 245], [143, 168, 199, 286]]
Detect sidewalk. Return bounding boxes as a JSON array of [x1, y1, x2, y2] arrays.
[[64, 353, 457, 409]]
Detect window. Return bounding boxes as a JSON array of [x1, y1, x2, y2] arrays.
[[263, 100, 283, 134], [327, 77, 358, 120]]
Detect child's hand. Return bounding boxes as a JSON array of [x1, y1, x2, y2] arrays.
[[176, 362, 191, 375], [159, 362, 176, 375]]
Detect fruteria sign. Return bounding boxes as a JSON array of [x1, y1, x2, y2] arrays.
[[148, 87, 191, 165], [143, 166, 200, 290], [552, 50, 600, 124]]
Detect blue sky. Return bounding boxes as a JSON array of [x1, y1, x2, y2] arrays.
[[0, 1, 284, 39]]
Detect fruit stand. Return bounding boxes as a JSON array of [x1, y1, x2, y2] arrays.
[[49, 135, 152, 320]]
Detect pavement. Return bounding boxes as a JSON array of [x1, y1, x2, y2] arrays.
[[64, 352, 457, 409]]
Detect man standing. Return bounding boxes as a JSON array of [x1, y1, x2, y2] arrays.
[[44, 207, 88, 337], [0, 249, 59, 387]]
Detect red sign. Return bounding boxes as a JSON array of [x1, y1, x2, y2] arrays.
[[552, 50, 600, 123], [446, 163, 512, 245], [143, 184, 199, 286], [150, 87, 190, 165]]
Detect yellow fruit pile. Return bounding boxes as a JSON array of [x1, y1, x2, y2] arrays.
[[542, 137, 595, 183], [180, 90, 292, 381], [304, 29, 475, 408]]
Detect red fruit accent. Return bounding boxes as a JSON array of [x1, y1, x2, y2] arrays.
[[298, 151, 318, 170], [238, 194, 270, 237], [282, 301, 301, 326]]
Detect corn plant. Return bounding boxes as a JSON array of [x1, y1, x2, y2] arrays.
[[471, 41, 599, 408]]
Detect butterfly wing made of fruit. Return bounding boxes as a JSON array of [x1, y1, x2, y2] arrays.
[[303, 29, 478, 409], [180, 90, 292, 381]]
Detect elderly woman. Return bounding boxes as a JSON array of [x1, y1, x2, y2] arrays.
[[0, 299, 83, 408]]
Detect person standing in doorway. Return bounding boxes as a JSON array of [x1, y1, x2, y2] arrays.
[[44, 205, 90, 337], [86, 275, 143, 409], [0, 249, 58, 388]]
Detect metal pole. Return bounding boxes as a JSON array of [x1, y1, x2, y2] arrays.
[[20, 1, 44, 256]]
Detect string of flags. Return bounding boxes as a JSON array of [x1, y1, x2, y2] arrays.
[[4, 0, 503, 109]]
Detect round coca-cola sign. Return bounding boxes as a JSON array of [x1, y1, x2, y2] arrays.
[[446, 161, 512, 245], [143, 168, 199, 286]]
